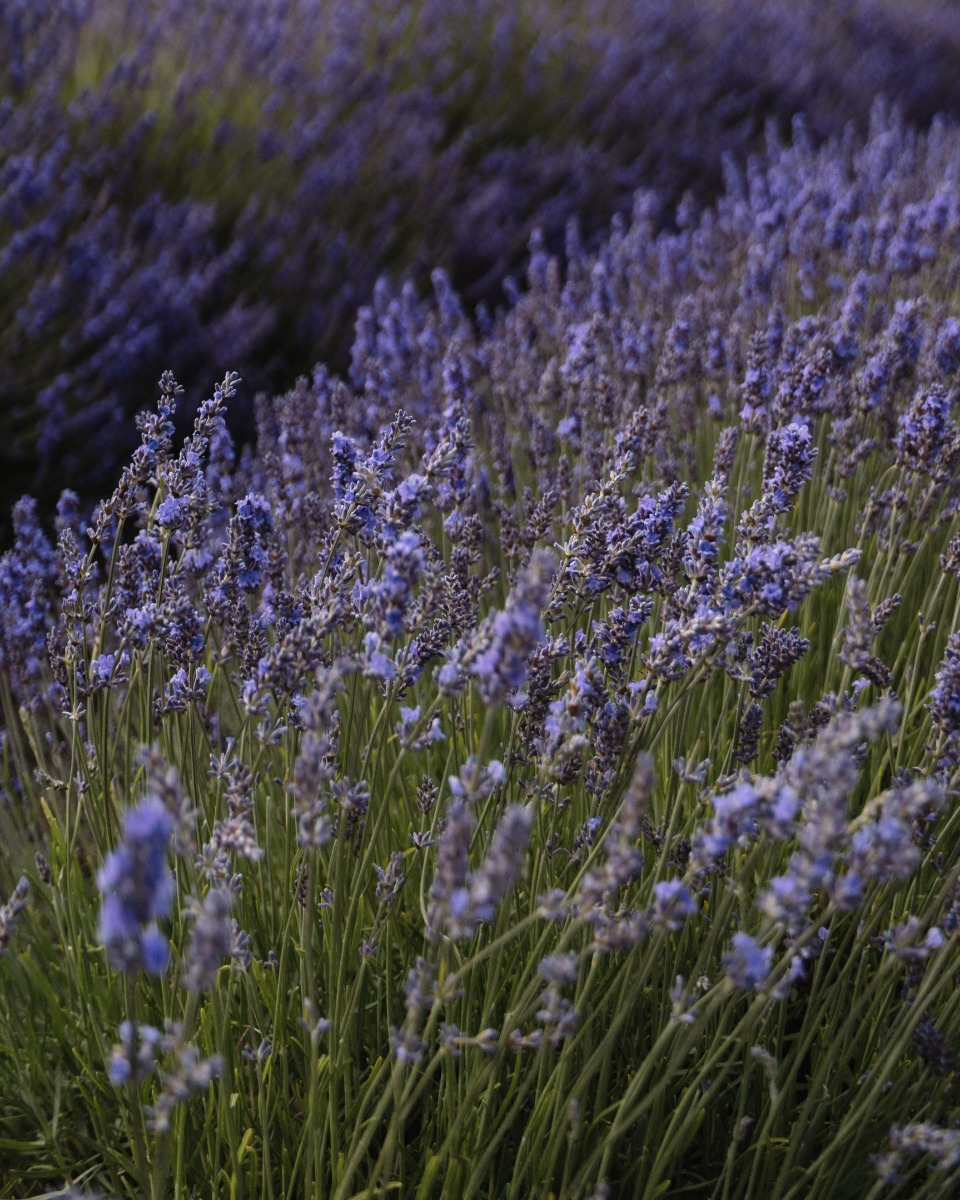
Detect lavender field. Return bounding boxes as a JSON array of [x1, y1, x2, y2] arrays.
[[3, 2, 960, 1197]]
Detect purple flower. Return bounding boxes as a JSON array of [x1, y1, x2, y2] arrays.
[[761, 422, 817, 512], [156, 495, 187, 530], [894, 386, 957, 477], [759, 868, 814, 926], [934, 318, 960, 375], [427, 803, 532, 941], [470, 550, 555, 705], [721, 538, 858, 617], [0, 877, 29, 954], [97, 798, 176, 975], [147, 1041, 223, 1134], [108, 1021, 163, 1087], [538, 953, 580, 986], [360, 632, 396, 682], [691, 782, 760, 870], [651, 880, 697, 931], [846, 778, 942, 887], [184, 889, 234, 994], [158, 666, 211, 716], [723, 933, 773, 991], [374, 852, 405, 905], [930, 632, 960, 743], [367, 530, 423, 639]]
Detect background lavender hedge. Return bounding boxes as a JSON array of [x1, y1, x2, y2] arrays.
[[6, 0, 960, 517]]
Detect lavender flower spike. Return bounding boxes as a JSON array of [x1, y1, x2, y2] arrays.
[[184, 888, 234, 994], [427, 804, 533, 941], [723, 933, 773, 991], [930, 631, 960, 748], [0, 877, 29, 954], [98, 798, 176, 975]]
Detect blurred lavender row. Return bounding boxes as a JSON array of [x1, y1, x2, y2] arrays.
[[4, 0, 960, 520]]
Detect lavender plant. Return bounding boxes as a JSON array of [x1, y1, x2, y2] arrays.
[[4, 97, 960, 1200]]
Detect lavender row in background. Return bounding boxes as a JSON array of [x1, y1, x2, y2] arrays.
[[4, 0, 960, 522]]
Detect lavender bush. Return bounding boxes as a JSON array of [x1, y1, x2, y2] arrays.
[[4, 75, 960, 1200], [6, 0, 960, 514]]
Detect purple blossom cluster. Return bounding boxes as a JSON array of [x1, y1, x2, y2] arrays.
[[426, 800, 532, 942], [97, 797, 176, 975]]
